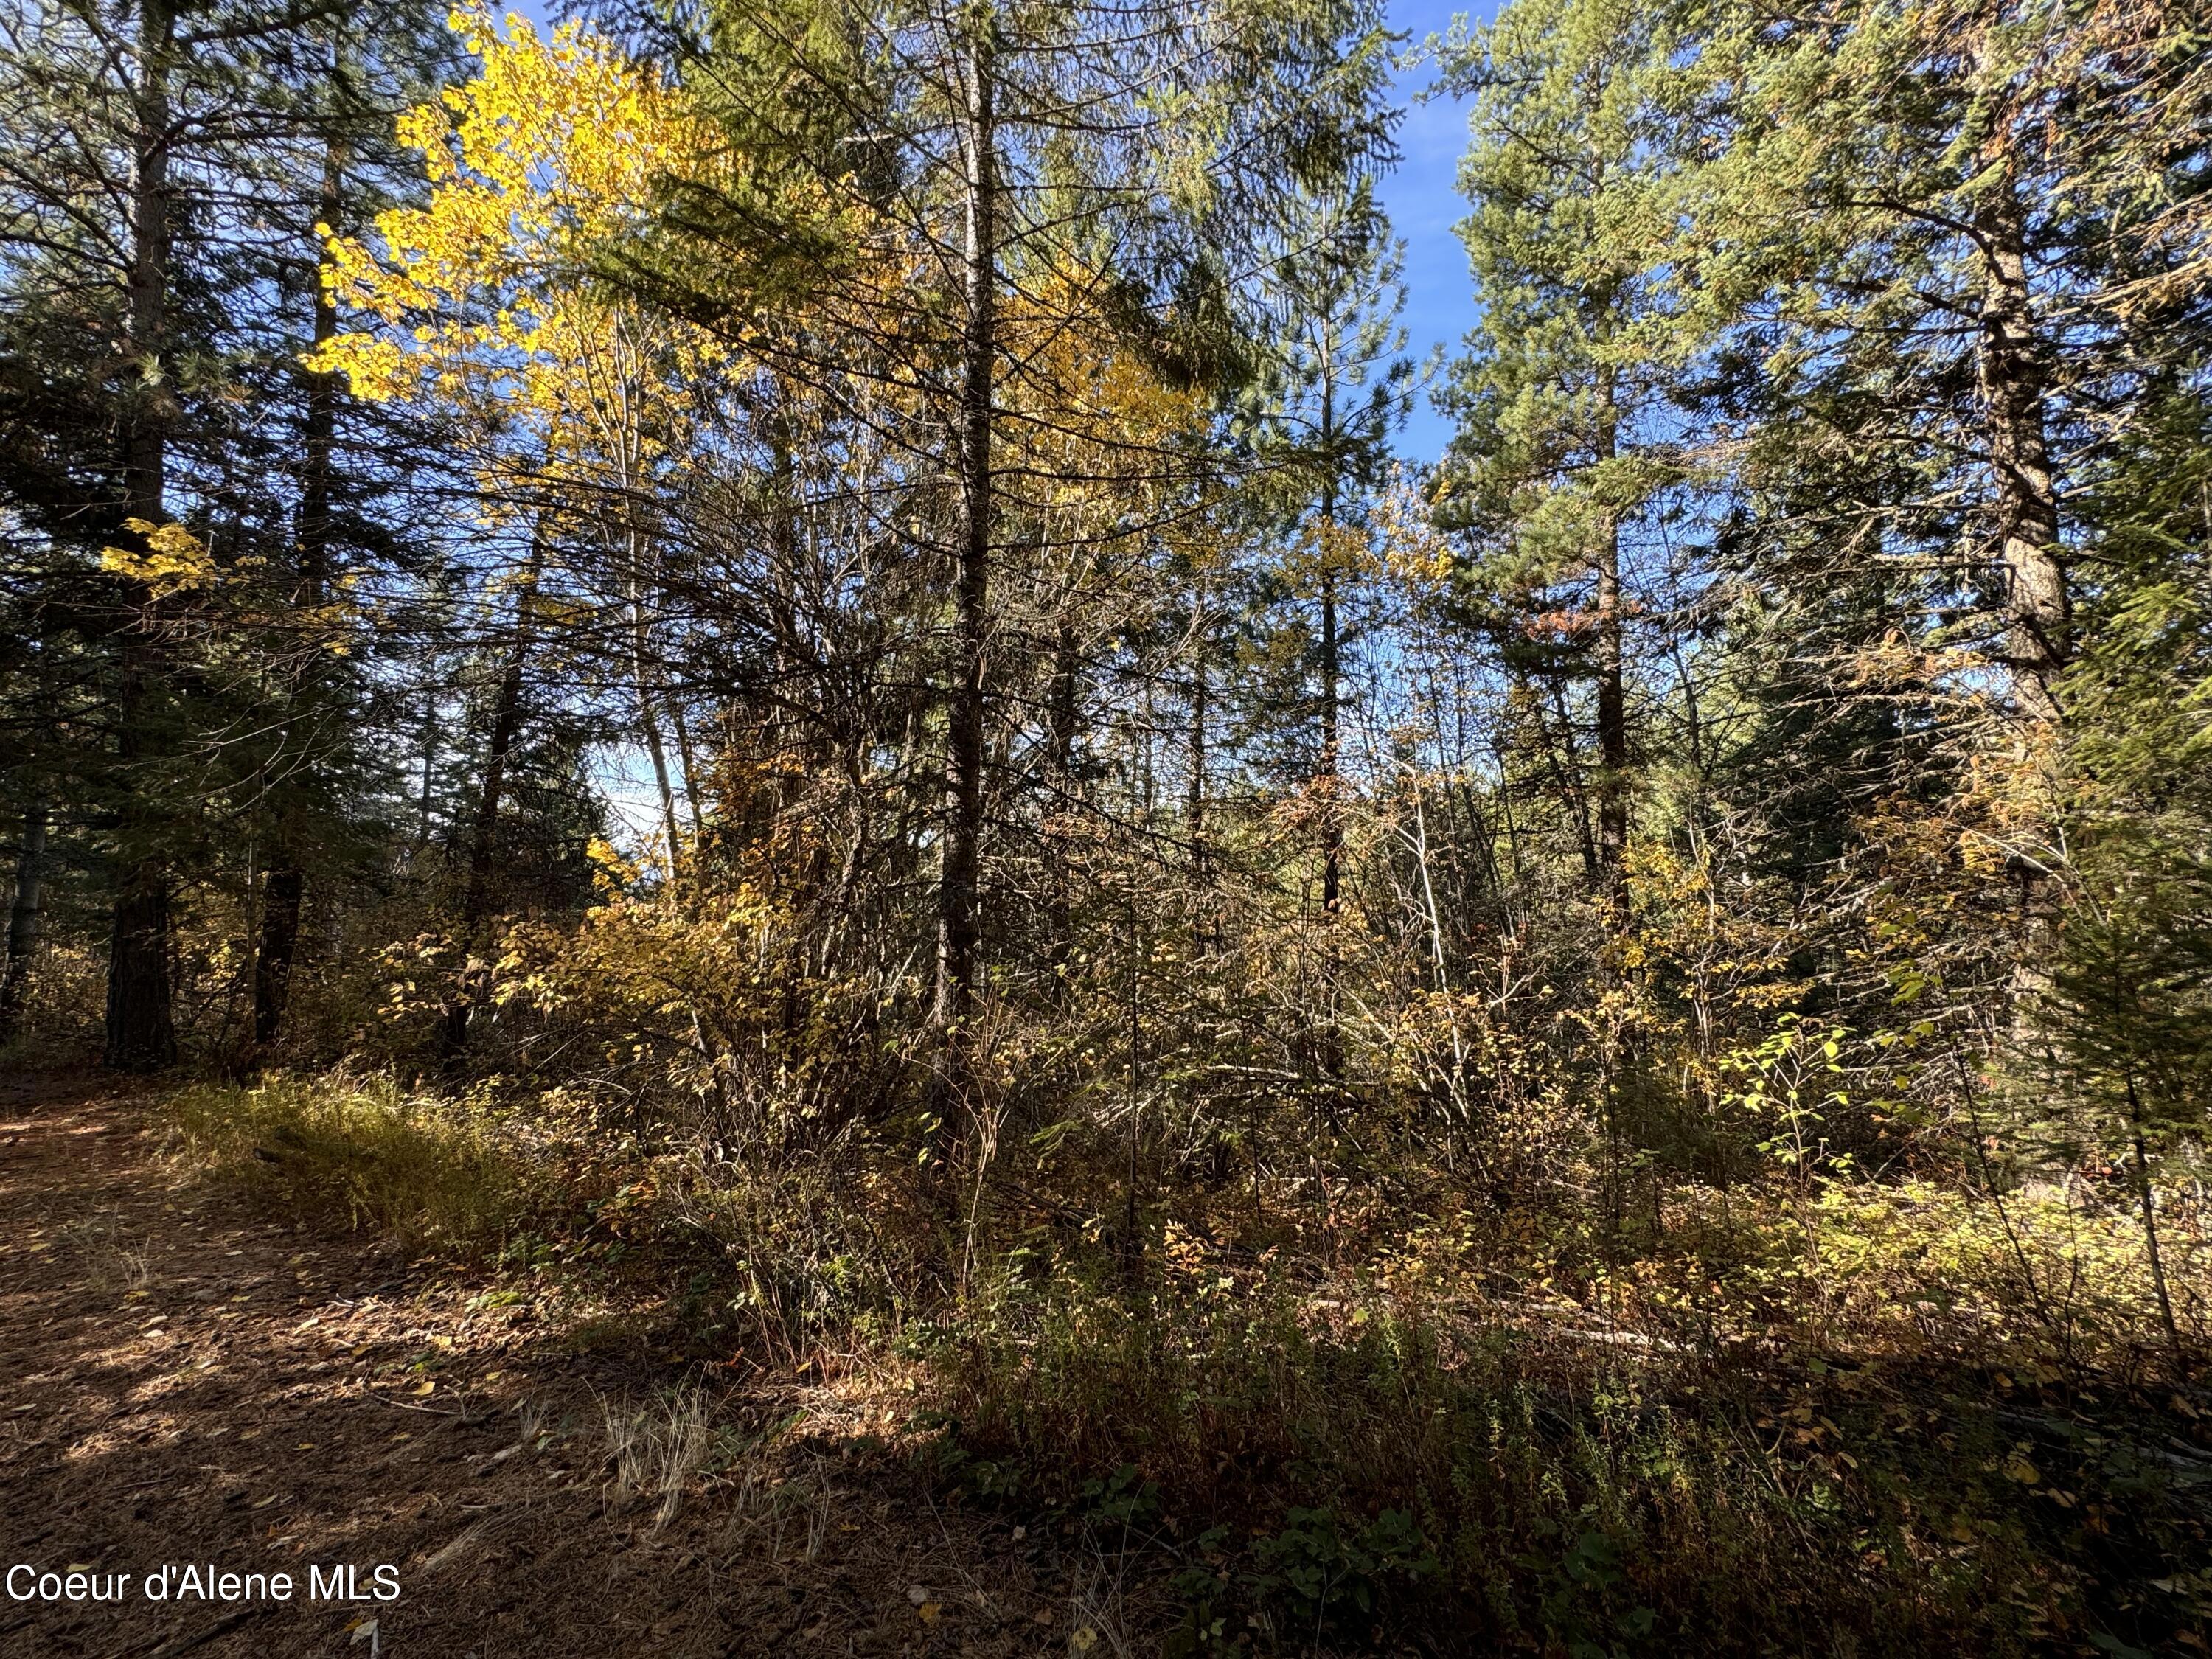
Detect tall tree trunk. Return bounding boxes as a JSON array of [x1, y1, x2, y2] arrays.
[[1316, 383, 1345, 1091], [1593, 518, 1627, 888], [0, 803, 49, 1043], [2124, 1069, 2186, 1375], [639, 681, 682, 898], [254, 130, 345, 1047], [1187, 589, 1208, 872], [442, 531, 546, 1059], [106, 0, 178, 1072], [1593, 366, 1628, 908], [629, 585, 683, 901], [1319, 530, 1342, 923], [1975, 166, 2068, 722], [415, 686, 439, 850], [1046, 615, 1079, 981], [935, 21, 996, 1081], [251, 863, 305, 1046], [670, 701, 703, 834]]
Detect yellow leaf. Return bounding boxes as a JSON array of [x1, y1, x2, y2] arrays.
[[101, 518, 215, 595]]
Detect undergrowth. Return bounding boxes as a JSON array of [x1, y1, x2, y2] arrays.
[[923, 1270, 2212, 1654], [160, 1071, 2212, 1655]]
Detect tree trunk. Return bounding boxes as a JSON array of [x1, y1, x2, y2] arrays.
[[1046, 615, 1079, 980], [0, 803, 49, 1043], [105, 0, 178, 1073], [670, 701, 703, 833], [638, 677, 682, 900], [627, 573, 682, 900], [1974, 166, 2068, 722], [1593, 509, 1628, 900], [1319, 532, 1342, 923], [251, 863, 305, 1046], [1591, 352, 1629, 906], [254, 129, 344, 1047], [1187, 591, 1208, 871], [106, 878, 175, 1071], [1317, 382, 1345, 1091], [934, 20, 996, 1079], [415, 687, 438, 850], [442, 530, 546, 1059], [2124, 1069, 2187, 1374]]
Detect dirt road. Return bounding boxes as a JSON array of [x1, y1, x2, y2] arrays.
[[0, 1073, 1088, 1658]]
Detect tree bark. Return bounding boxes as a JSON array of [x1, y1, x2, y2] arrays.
[[105, 0, 178, 1072], [1319, 529, 1342, 922], [1592, 365, 1629, 910], [254, 129, 345, 1047], [251, 863, 305, 1046], [637, 672, 682, 899], [441, 530, 546, 1059], [1187, 590, 1208, 871], [626, 558, 682, 900], [1316, 378, 1345, 1091], [934, 19, 996, 1081], [1593, 518, 1627, 889], [1046, 615, 1079, 981], [0, 803, 49, 1043], [2124, 1069, 2187, 1375], [1974, 166, 2068, 722]]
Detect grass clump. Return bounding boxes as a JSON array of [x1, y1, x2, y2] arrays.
[[164, 1072, 540, 1251]]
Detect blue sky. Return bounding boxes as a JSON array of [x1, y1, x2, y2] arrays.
[[1378, 0, 1491, 462]]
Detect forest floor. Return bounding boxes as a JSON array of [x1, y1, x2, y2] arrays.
[[0, 1070, 1123, 1659]]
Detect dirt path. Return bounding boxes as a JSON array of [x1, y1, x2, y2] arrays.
[[0, 1074, 1087, 1658]]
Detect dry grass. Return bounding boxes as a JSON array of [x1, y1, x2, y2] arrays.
[[58, 1211, 153, 1293], [601, 1388, 715, 1531], [161, 1072, 539, 1251]]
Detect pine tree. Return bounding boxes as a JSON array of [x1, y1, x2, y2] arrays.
[[1435, 0, 1697, 907]]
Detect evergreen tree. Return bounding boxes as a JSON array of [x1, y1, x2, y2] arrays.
[[1434, 0, 1698, 905]]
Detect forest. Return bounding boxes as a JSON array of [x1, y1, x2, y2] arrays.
[[1, 0, 2209, 1652]]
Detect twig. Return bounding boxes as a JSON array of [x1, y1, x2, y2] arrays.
[[366, 1389, 467, 1418]]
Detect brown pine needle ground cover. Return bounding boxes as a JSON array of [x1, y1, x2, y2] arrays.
[[0, 1071, 1136, 1659]]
